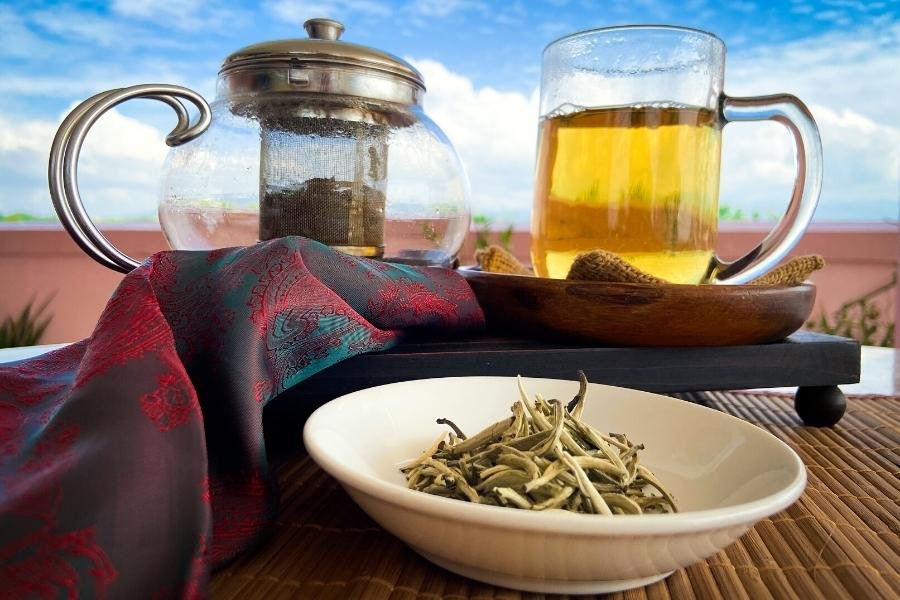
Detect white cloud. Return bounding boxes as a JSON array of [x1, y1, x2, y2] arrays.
[[28, 7, 193, 50], [266, 0, 391, 22], [112, 0, 205, 20], [726, 23, 900, 122], [0, 118, 54, 155], [0, 108, 168, 219], [0, 6, 55, 59], [721, 25, 900, 221], [406, 0, 486, 18], [538, 20, 574, 38], [79, 110, 169, 164], [411, 58, 538, 224], [110, 0, 250, 31], [0, 64, 216, 103], [4, 6, 169, 65], [410, 27, 899, 225], [816, 9, 852, 25], [721, 103, 900, 218], [2, 13, 895, 226], [408, 23, 900, 224]]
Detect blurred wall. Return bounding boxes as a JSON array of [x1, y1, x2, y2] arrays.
[[1, 223, 897, 346]]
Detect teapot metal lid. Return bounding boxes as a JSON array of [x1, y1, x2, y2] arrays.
[[218, 18, 425, 104]]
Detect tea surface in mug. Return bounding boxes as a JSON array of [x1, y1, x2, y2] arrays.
[[531, 105, 721, 283]]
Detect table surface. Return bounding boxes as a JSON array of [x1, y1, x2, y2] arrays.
[[210, 390, 899, 599], [3, 344, 897, 597], [2, 342, 895, 395]]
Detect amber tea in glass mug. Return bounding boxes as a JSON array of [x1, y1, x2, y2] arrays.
[[532, 26, 822, 284]]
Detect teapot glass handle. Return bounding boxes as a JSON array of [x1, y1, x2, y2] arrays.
[[711, 93, 823, 284], [49, 84, 211, 273]]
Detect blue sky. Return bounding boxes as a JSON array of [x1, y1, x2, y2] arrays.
[[1, 0, 898, 225]]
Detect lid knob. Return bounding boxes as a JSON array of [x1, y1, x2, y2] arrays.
[[304, 18, 345, 41]]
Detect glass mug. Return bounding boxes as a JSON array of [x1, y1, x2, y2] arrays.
[[531, 25, 822, 284]]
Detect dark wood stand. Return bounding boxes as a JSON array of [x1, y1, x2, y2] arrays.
[[264, 331, 860, 455]]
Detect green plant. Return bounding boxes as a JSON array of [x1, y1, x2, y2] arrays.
[[472, 215, 515, 251], [0, 212, 58, 223], [0, 296, 54, 349], [805, 274, 896, 347], [717, 205, 778, 223], [473, 214, 492, 250], [498, 224, 514, 251], [0, 212, 158, 223], [421, 221, 438, 244], [718, 205, 746, 221]]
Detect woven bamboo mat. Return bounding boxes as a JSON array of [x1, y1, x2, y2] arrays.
[[210, 392, 900, 599]]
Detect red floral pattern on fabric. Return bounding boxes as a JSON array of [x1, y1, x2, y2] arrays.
[[200, 477, 211, 505], [207, 470, 272, 566], [243, 244, 381, 393], [0, 237, 484, 597], [346, 327, 397, 353], [74, 272, 173, 387], [266, 305, 372, 394], [147, 252, 241, 364], [140, 372, 200, 432], [145, 251, 179, 290], [0, 341, 84, 407], [23, 423, 79, 475], [247, 245, 306, 335], [182, 534, 208, 600], [0, 523, 117, 599], [366, 277, 461, 327], [5, 424, 81, 517], [151, 534, 208, 600], [205, 247, 234, 264], [0, 401, 24, 458], [0, 417, 117, 598], [252, 380, 271, 404]]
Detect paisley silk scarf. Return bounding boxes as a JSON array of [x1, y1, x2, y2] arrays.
[[0, 237, 484, 597]]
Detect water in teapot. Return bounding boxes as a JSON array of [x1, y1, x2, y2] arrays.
[[158, 205, 259, 249]]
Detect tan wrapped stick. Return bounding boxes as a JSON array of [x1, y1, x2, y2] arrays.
[[750, 254, 824, 285], [475, 245, 532, 275], [476, 243, 824, 286]]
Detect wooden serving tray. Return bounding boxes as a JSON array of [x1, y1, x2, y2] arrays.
[[262, 331, 861, 457], [459, 270, 816, 347]]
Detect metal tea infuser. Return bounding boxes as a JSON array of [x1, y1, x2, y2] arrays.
[[50, 18, 471, 272]]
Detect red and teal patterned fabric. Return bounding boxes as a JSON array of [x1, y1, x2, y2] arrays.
[[0, 237, 484, 597]]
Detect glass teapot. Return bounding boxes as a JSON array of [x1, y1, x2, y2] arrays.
[[49, 18, 470, 273]]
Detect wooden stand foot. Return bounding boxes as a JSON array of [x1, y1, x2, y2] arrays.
[[794, 385, 846, 427]]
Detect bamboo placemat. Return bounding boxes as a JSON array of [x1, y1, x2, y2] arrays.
[[210, 392, 900, 599]]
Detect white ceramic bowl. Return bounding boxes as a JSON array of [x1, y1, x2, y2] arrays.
[[303, 377, 806, 594]]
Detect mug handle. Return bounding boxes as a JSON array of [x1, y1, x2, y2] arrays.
[[710, 94, 823, 284], [49, 84, 212, 273]]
